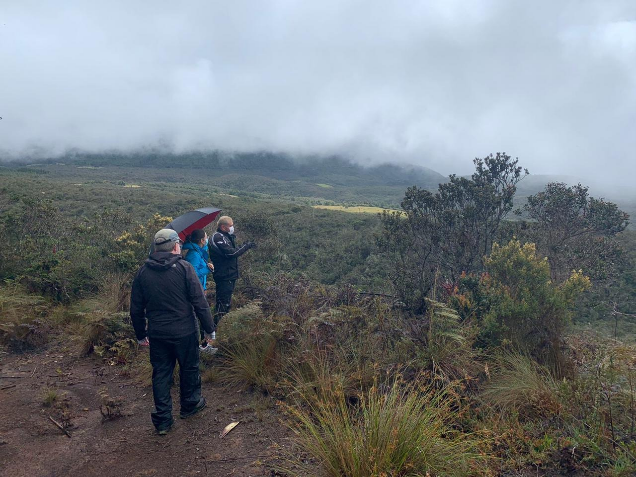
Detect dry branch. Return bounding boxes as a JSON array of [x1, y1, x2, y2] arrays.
[[48, 415, 71, 438]]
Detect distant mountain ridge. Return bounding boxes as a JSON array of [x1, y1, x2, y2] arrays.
[[41, 150, 447, 190], [7, 151, 634, 223]]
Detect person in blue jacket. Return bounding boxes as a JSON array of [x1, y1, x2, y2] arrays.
[[182, 229, 213, 290], [182, 229, 216, 353]]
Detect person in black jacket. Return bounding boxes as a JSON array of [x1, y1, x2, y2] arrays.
[[207, 216, 255, 336], [130, 228, 215, 435]]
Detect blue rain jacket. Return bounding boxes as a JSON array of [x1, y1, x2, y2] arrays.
[[182, 242, 210, 290]]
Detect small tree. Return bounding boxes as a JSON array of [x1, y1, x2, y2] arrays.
[[380, 191, 443, 311], [521, 182, 629, 283], [380, 153, 527, 312]]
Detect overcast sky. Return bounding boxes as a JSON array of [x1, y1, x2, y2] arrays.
[[1, 1, 635, 187]]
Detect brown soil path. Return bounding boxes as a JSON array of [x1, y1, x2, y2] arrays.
[[0, 345, 294, 477]]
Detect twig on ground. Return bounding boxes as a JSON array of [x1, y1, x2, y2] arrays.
[[1, 384, 17, 390], [48, 415, 72, 438]]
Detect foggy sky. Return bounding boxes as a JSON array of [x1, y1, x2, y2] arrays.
[[1, 1, 635, 188]]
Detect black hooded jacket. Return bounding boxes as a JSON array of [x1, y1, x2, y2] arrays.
[[207, 230, 252, 281], [130, 252, 214, 341]]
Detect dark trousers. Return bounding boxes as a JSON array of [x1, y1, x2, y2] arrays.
[[149, 332, 201, 430], [214, 279, 236, 326]]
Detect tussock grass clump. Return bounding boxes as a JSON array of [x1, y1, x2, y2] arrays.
[[287, 379, 484, 477], [0, 283, 51, 351], [80, 309, 134, 358], [0, 283, 50, 320], [91, 272, 132, 313], [201, 365, 221, 384], [220, 334, 279, 391], [481, 352, 561, 417], [282, 349, 366, 408], [41, 387, 60, 407], [216, 302, 293, 392], [121, 350, 153, 386]]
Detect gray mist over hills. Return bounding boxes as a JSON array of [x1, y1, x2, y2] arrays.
[[1, 1, 635, 194]]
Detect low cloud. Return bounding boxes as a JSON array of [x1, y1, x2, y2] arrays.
[[0, 1, 634, 188]]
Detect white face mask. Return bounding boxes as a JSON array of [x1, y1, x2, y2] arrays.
[[228, 226, 235, 234]]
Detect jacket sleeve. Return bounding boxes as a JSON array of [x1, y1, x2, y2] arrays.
[[183, 261, 215, 334], [130, 269, 148, 340], [209, 233, 251, 259]]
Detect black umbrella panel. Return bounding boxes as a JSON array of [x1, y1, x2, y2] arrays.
[[166, 207, 222, 241]]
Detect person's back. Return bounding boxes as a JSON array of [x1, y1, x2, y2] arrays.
[[130, 228, 215, 435], [131, 251, 207, 340]]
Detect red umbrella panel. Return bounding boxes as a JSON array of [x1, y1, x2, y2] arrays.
[[165, 207, 222, 241]]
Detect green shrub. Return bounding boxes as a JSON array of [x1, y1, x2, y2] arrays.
[[451, 239, 590, 370]]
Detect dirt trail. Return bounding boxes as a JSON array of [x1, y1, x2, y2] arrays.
[[0, 345, 293, 477]]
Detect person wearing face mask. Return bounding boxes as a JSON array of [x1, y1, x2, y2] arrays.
[[207, 216, 256, 340]]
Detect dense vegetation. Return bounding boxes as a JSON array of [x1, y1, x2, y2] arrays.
[[1, 153, 636, 476], [4, 152, 445, 209]]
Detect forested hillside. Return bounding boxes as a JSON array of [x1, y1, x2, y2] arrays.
[[4, 152, 445, 208], [6, 151, 635, 223]]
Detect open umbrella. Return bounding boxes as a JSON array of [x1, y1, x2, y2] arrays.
[[166, 207, 222, 241]]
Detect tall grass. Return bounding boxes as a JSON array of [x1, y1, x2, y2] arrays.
[[0, 283, 51, 350], [0, 283, 50, 321], [480, 352, 561, 417], [286, 378, 484, 477], [220, 334, 279, 391]]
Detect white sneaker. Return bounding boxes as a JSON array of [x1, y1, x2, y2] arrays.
[[199, 344, 218, 355]]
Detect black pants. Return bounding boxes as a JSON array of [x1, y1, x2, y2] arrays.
[[149, 332, 201, 430], [214, 279, 236, 326]]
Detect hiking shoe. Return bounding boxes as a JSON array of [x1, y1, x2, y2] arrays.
[[156, 420, 173, 436], [180, 398, 206, 419], [199, 344, 218, 355]]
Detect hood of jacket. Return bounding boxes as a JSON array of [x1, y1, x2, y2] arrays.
[[182, 242, 207, 253], [145, 252, 182, 270]]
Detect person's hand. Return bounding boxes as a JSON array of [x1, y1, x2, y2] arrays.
[[248, 241, 257, 249], [207, 262, 214, 271], [203, 332, 216, 344], [138, 337, 149, 347]]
